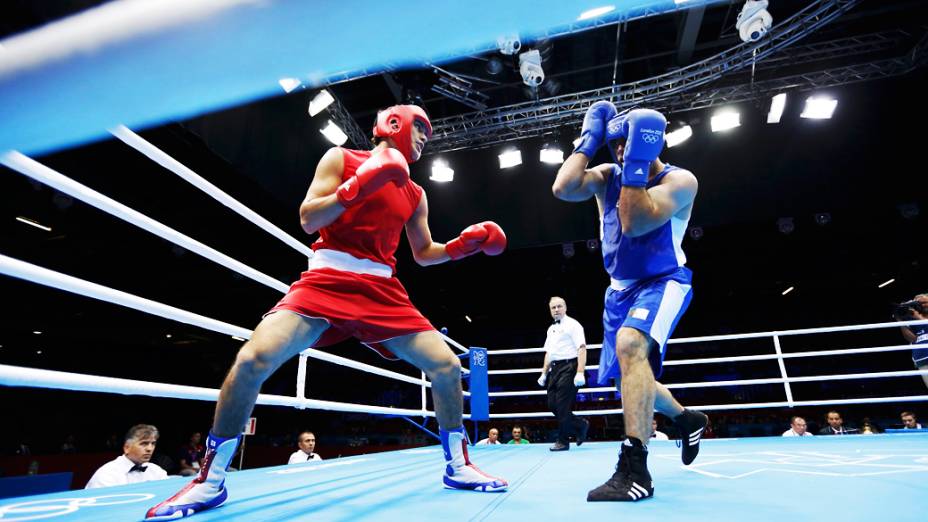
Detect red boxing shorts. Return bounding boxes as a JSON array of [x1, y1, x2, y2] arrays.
[[266, 267, 434, 359]]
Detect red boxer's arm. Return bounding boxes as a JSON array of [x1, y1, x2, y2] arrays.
[[405, 192, 452, 266], [300, 147, 348, 235]]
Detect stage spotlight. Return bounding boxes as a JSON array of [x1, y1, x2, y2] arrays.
[[308, 90, 335, 117], [430, 160, 454, 182], [319, 120, 348, 146], [498, 149, 522, 169], [801, 96, 837, 119], [540, 146, 564, 164], [666, 125, 692, 148], [711, 110, 740, 132], [767, 93, 787, 123]]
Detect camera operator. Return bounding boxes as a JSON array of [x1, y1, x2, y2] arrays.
[[895, 293, 928, 389]]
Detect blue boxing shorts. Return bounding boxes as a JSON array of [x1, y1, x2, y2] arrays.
[[910, 326, 928, 367], [597, 267, 693, 386]]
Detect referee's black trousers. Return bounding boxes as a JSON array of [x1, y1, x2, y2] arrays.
[[546, 358, 585, 444]]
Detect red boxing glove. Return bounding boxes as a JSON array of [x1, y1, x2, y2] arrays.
[[446, 221, 507, 260], [337, 148, 410, 208]]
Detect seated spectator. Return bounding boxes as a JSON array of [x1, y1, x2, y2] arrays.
[[400, 428, 415, 446], [86, 424, 168, 488], [818, 410, 855, 435], [288, 431, 323, 464], [507, 426, 530, 444], [782, 416, 813, 437], [346, 426, 369, 448], [177, 431, 205, 477], [651, 418, 669, 441], [901, 411, 923, 429], [476, 428, 502, 445], [15, 440, 31, 457], [859, 417, 881, 435], [60, 434, 77, 454]]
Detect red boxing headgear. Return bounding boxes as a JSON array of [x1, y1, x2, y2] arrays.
[[372, 105, 432, 163]]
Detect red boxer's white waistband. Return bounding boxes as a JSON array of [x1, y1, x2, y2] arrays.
[[308, 249, 392, 278]]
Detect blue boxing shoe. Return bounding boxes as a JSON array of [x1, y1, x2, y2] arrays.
[[441, 427, 507, 492], [146, 433, 240, 520]]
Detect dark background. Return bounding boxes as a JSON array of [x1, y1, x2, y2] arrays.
[[0, 1, 926, 478]]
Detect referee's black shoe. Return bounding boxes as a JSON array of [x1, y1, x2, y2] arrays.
[[587, 438, 653, 502], [673, 409, 708, 465], [576, 418, 590, 446]]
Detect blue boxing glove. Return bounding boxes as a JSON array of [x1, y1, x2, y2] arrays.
[[621, 109, 667, 188], [573, 101, 618, 158], [605, 111, 630, 163]]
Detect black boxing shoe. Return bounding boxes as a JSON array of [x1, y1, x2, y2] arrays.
[[576, 418, 590, 447], [673, 409, 708, 465], [587, 438, 653, 502]]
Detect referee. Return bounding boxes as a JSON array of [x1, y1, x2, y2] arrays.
[[537, 296, 590, 451]]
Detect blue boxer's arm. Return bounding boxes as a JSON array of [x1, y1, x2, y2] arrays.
[[552, 160, 612, 202], [618, 168, 698, 238]]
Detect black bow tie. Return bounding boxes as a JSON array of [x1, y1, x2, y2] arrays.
[[553, 319, 561, 325], [306, 453, 314, 461], [129, 463, 148, 473]]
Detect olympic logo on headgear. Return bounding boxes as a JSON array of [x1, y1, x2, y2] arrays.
[[0, 493, 155, 521], [472, 350, 487, 367]]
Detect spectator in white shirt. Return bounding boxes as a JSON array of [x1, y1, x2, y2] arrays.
[[782, 416, 814, 437], [651, 418, 669, 440], [86, 424, 169, 489], [476, 428, 502, 445], [288, 431, 323, 464]]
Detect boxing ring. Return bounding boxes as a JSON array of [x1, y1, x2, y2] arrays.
[[2, 0, 928, 520], [2, 433, 927, 521]]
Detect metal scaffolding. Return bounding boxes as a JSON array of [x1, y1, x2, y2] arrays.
[[426, 0, 884, 153], [322, 92, 370, 151]]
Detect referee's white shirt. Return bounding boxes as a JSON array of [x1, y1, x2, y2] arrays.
[[288, 450, 324, 464], [544, 315, 586, 361], [85, 455, 168, 489]]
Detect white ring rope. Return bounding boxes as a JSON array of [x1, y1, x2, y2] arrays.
[[486, 319, 928, 355], [663, 343, 925, 366], [0, 253, 252, 337], [441, 334, 470, 355], [0, 253, 474, 397], [0, 364, 440, 418], [109, 125, 315, 258], [488, 395, 928, 418], [489, 369, 928, 397], [488, 343, 928, 375], [0, 151, 291, 293], [0, 250, 921, 418], [485, 319, 928, 418]]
